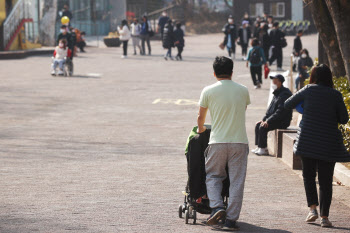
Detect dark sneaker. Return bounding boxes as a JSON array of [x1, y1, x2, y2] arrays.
[[207, 208, 226, 225], [222, 219, 240, 231]]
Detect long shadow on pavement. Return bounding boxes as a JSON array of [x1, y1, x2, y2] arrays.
[[195, 220, 292, 233]]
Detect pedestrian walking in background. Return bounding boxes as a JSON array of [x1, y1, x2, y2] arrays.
[[253, 20, 261, 38], [131, 19, 142, 55], [162, 19, 174, 60], [174, 22, 185, 61], [197, 56, 250, 231], [267, 15, 274, 32], [296, 49, 313, 90], [157, 11, 169, 40], [117, 20, 131, 58], [222, 15, 238, 60], [140, 15, 152, 56], [246, 38, 266, 89], [284, 64, 350, 228], [238, 21, 251, 60], [258, 24, 271, 60], [293, 30, 304, 71], [59, 3, 73, 22], [269, 22, 286, 71], [293, 30, 303, 57], [252, 75, 293, 155]]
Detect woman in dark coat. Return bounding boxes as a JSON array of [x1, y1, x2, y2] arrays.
[[162, 19, 174, 60], [284, 64, 349, 228], [173, 22, 185, 61]]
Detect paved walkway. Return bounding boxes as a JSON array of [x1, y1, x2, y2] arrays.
[[0, 34, 349, 232]]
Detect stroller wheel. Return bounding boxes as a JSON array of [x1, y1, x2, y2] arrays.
[[193, 210, 197, 224], [185, 210, 189, 224], [178, 205, 183, 218]]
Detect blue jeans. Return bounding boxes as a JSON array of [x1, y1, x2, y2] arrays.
[[295, 73, 309, 90], [166, 47, 172, 57]]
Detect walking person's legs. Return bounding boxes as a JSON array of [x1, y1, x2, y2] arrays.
[[223, 143, 248, 230], [269, 47, 277, 66], [226, 144, 249, 220], [141, 35, 145, 55], [277, 47, 283, 69], [122, 41, 128, 57], [205, 144, 228, 225], [227, 47, 232, 57], [146, 35, 151, 55], [132, 37, 137, 55], [179, 46, 183, 60], [232, 45, 236, 59], [256, 65, 263, 85], [250, 66, 258, 86], [317, 160, 335, 220], [136, 37, 142, 54], [301, 157, 320, 222]]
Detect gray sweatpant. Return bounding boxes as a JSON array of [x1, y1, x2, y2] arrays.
[[205, 143, 249, 221]]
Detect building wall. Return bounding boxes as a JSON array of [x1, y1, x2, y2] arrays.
[[56, 0, 120, 35], [235, 0, 291, 22]]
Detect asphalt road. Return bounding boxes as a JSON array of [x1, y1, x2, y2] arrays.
[[0, 33, 349, 233]]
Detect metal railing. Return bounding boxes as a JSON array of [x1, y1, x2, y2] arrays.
[[3, 0, 32, 48]]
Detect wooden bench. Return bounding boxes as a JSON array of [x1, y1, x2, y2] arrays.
[[281, 133, 302, 170], [268, 127, 299, 158]]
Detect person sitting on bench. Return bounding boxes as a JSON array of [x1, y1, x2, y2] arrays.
[[252, 74, 293, 155]]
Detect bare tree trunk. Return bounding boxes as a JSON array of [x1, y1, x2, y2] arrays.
[[38, 0, 57, 46], [305, 0, 346, 77], [325, 0, 350, 80]]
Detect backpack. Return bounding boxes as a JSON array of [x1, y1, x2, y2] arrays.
[[249, 47, 261, 64]]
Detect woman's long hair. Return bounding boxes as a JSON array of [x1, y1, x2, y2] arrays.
[[309, 64, 334, 88], [121, 19, 129, 29]]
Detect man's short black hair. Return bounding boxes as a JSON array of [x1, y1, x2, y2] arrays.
[[213, 56, 233, 77], [297, 29, 303, 34], [273, 22, 279, 27], [61, 25, 67, 29]]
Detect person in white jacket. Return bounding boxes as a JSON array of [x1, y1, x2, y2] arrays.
[[118, 20, 131, 58], [131, 19, 142, 55]]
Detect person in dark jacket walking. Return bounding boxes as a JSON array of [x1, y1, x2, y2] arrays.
[[157, 11, 170, 40], [284, 64, 350, 228], [173, 22, 185, 61], [238, 21, 251, 59], [295, 49, 313, 90], [252, 74, 293, 155], [140, 15, 152, 56], [222, 15, 238, 60], [269, 22, 286, 71], [163, 19, 174, 60], [293, 30, 303, 57], [258, 24, 271, 60], [293, 30, 303, 71]]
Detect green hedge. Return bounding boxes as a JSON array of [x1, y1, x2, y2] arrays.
[[333, 77, 350, 152]]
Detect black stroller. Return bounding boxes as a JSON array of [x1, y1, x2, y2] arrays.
[[178, 126, 229, 224]]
